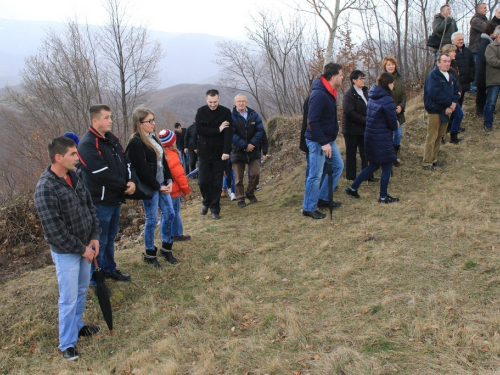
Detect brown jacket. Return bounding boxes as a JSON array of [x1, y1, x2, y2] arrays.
[[485, 38, 500, 87], [470, 12, 488, 53]]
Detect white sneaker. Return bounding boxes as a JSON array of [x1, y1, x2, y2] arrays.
[[230, 192, 236, 201]]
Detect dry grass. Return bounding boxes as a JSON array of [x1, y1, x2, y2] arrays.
[[2, 93, 500, 374]]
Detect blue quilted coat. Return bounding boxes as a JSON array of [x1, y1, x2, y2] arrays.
[[364, 85, 399, 164]]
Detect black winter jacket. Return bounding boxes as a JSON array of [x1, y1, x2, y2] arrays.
[[78, 126, 136, 206], [195, 105, 233, 159], [231, 107, 265, 163], [299, 95, 310, 153], [455, 46, 475, 92], [476, 33, 493, 89], [184, 123, 197, 150], [35, 167, 101, 255], [126, 135, 173, 191], [342, 86, 368, 136]]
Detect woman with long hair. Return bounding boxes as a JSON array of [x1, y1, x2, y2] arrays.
[[126, 108, 176, 268], [344, 73, 400, 203], [382, 56, 406, 166]]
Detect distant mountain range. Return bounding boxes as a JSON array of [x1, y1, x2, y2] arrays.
[[0, 18, 228, 88]]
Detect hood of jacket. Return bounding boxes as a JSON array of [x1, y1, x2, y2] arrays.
[[482, 33, 494, 42], [368, 85, 391, 101]]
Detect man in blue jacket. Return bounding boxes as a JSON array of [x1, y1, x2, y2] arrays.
[[302, 63, 345, 219], [423, 54, 460, 170], [78, 104, 136, 289], [231, 94, 265, 208]]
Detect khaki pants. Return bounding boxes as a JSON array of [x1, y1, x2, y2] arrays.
[[423, 114, 448, 166], [233, 159, 260, 201]]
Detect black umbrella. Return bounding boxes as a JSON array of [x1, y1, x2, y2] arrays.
[[92, 258, 113, 334], [322, 158, 334, 220]]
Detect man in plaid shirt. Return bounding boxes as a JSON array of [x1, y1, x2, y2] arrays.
[[34, 136, 101, 360]]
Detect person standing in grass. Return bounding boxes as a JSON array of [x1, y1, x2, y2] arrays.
[[344, 73, 400, 203], [158, 128, 192, 242], [34, 136, 101, 361]]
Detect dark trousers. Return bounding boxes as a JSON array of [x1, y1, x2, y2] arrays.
[[476, 87, 486, 115], [198, 156, 227, 214], [188, 149, 198, 172], [344, 134, 367, 180]]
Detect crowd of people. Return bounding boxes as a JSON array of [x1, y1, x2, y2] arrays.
[[33, 2, 493, 360]]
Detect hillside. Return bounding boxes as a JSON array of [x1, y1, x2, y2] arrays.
[[2, 93, 500, 374]]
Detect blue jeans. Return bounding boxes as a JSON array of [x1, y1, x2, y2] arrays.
[[304, 153, 310, 187], [484, 85, 500, 128], [51, 250, 91, 351], [171, 195, 183, 236], [142, 188, 174, 250], [303, 139, 344, 211], [91, 204, 121, 285], [351, 162, 392, 198], [393, 124, 403, 146], [450, 103, 464, 133]]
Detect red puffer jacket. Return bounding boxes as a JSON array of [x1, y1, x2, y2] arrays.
[[164, 147, 190, 198]]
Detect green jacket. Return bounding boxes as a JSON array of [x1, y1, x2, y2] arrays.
[[391, 71, 406, 124]]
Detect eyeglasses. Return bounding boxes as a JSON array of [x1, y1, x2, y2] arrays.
[[358, 77, 365, 80], [141, 118, 155, 124]]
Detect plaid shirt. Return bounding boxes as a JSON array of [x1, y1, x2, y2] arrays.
[[34, 167, 101, 255]]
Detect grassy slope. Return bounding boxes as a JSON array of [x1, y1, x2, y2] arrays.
[[2, 94, 500, 374]]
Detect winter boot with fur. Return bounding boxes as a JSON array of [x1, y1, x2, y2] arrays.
[[143, 247, 161, 269], [160, 242, 178, 264]]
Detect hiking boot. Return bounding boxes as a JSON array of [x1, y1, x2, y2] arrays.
[[160, 247, 178, 264], [143, 248, 161, 269]]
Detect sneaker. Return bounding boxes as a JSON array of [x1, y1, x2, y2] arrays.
[[378, 195, 400, 203], [172, 235, 191, 241], [484, 126, 493, 133], [246, 194, 258, 203], [78, 325, 101, 337], [106, 270, 131, 281], [62, 347, 79, 360], [238, 201, 247, 208], [344, 187, 360, 199], [230, 192, 236, 201]]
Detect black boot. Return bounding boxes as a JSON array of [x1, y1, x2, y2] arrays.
[[143, 247, 161, 269], [450, 132, 461, 144], [160, 242, 178, 264], [393, 145, 400, 167]]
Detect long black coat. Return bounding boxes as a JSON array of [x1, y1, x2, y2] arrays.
[[455, 45, 475, 92], [476, 34, 493, 89]]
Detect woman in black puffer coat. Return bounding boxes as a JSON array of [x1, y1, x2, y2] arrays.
[[344, 73, 400, 203]]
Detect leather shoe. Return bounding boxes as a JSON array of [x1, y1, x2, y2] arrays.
[[211, 212, 221, 220], [317, 199, 341, 209], [78, 325, 101, 337], [200, 206, 208, 215], [246, 194, 258, 203], [106, 270, 130, 281], [302, 210, 326, 219]]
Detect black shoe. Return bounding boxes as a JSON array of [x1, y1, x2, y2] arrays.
[[366, 176, 380, 182], [484, 126, 493, 133], [423, 165, 434, 171], [344, 188, 360, 199], [459, 127, 466, 133], [143, 253, 161, 269], [432, 162, 444, 167], [246, 194, 258, 203], [317, 199, 341, 209], [302, 210, 326, 219], [172, 235, 191, 241], [450, 132, 461, 144], [238, 201, 246, 208], [211, 212, 221, 220], [62, 347, 79, 360], [200, 206, 208, 215], [78, 325, 101, 337], [378, 195, 400, 204], [89, 284, 112, 297], [160, 248, 178, 264], [106, 270, 131, 282]]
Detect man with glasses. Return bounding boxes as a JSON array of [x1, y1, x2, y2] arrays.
[[78, 104, 136, 293]]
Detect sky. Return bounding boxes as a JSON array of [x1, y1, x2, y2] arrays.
[[0, 0, 298, 38]]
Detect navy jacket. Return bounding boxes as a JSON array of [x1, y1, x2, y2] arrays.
[[78, 127, 136, 206], [364, 85, 399, 164], [305, 77, 339, 146], [424, 68, 460, 115], [231, 106, 265, 163]]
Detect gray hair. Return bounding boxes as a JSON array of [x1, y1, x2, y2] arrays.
[[495, 25, 500, 37], [451, 32, 463, 42], [234, 94, 247, 102]]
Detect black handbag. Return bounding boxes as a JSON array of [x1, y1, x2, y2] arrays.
[[427, 34, 441, 49], [125, 144, 155, 200]]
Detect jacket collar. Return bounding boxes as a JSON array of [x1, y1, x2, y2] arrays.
[[320, 76, 337, 99]]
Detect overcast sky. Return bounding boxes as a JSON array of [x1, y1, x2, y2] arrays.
[[0, 0, 298, 38]]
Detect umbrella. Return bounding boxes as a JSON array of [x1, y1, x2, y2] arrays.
[[186, 167, 198, 179], [92, 258, 113, 334], [321, 157, 334, 220]]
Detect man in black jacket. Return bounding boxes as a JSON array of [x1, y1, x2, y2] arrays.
[[174, 123, 189, 173], [195, 89, 233, 219], [452, 31, 475, 102], [78, 104, 136, 288], [184, 121, 197, 173]]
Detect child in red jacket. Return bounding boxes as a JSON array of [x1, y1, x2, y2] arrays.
[[158, 129, 191, 241]]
